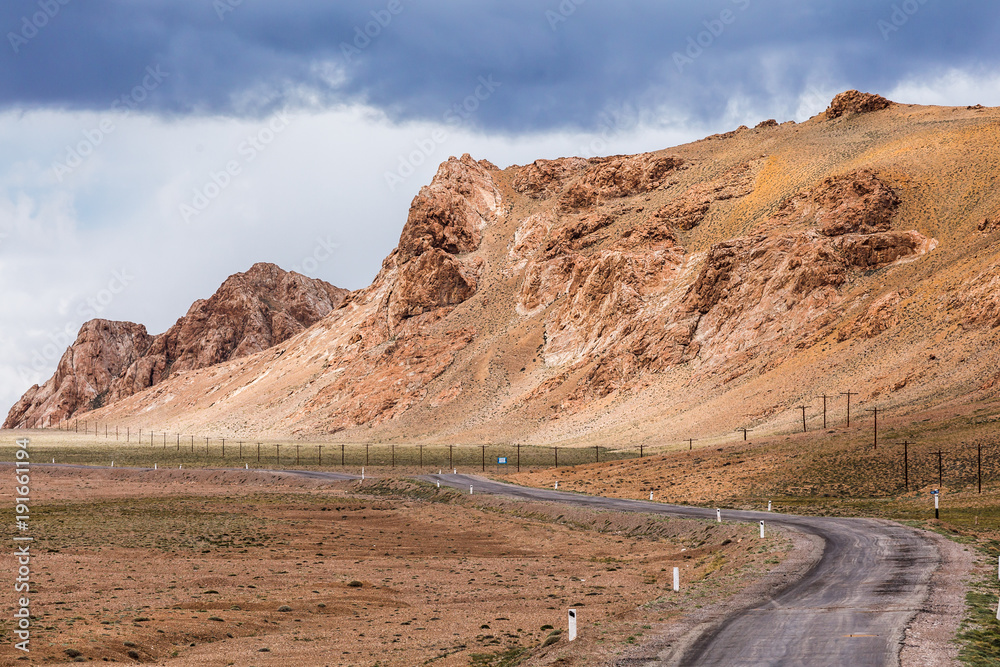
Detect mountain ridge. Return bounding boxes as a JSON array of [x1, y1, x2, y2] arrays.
[[10, 91, 1000, 445]]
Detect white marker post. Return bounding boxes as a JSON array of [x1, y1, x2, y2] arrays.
[[934, 491, 940, 520], [361, 467, 365, 480], [470, 485, 473, 495], [453, 468, 457, 474], [768, 500, 772, 512], [555, 481, 558, 490], [439, 469, 442, 475], [154, 463, 157, 470], [568, 609, 577, 641], [673, 567, 680, 592], [649, 491, 653, 501], [51, 458, 54, 464], [245, 463, 248, 469], [760, 520, 765, 538], [436, 481, 440, 488], [111, 461, 114, 467], [716, 508, 721, 523]]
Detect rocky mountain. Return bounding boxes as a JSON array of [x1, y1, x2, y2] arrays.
[[11, 91, 1000, 445], [4, 263, 348, 428]]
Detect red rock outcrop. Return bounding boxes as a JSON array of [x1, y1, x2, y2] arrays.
[[826, 90, 893, 119], [522, 166, 934, 405], [770, 169, 900, 236], [652, 161, 759, 231], [379, 154, 500, 331], [5, 263, 347, 427], [557, 154, 683, 211], [512, 157, 590, 199], [4, 320, 153, 428]]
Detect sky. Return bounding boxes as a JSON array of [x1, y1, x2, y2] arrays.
[[2, 0, 1000, 414]]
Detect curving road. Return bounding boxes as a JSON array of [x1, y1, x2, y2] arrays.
[[408, 473, 940, 667]]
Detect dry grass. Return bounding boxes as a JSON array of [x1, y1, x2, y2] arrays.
[[0, 467, 791, 666]]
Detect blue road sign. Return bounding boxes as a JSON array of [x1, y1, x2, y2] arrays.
[[498, 457, 507, 464]]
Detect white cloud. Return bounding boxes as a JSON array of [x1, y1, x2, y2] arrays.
[[887, 68, 1000, 107]]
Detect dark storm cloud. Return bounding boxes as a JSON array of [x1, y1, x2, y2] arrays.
[[0, 0, 997, 130]]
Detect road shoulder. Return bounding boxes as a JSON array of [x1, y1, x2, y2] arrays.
[[899, 528, 976, 666], [609, 523, 824, 666]]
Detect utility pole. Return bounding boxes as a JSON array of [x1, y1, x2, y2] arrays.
[[687, 438, 696, 451], [639, 443, 644, 457], [554, 446, 559, 467], [796, 406, 807, 433], [865, 407, 880, 450], [819, 395, 834, 429], [516, 443, 521, 472], [737, 428, 753, 441], [931, 450, 943, 489], [595, 445, 599, 463], [840, 391, 858, 427], [449, 445, 453, 471], [366, 443, 370, 467], [899, 441, 913, 491], [481, 445, 486, 472], [978, 442, 982, 494], [391, 444, 395, 467]]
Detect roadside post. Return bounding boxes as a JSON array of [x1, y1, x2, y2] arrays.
[[716, 508, 721, 523], [760, 520, 765, 538], [568, 609, 577, 641], [673, 567, 680, 592], [932, 489, 939, 519]]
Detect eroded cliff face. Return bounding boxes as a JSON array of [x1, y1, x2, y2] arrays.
[[4, 320, 153, 427], [15, 92, 1000, 444], [5, 263, 347, 427]]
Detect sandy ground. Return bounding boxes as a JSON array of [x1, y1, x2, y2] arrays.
[[0, 466, 793, 666]]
